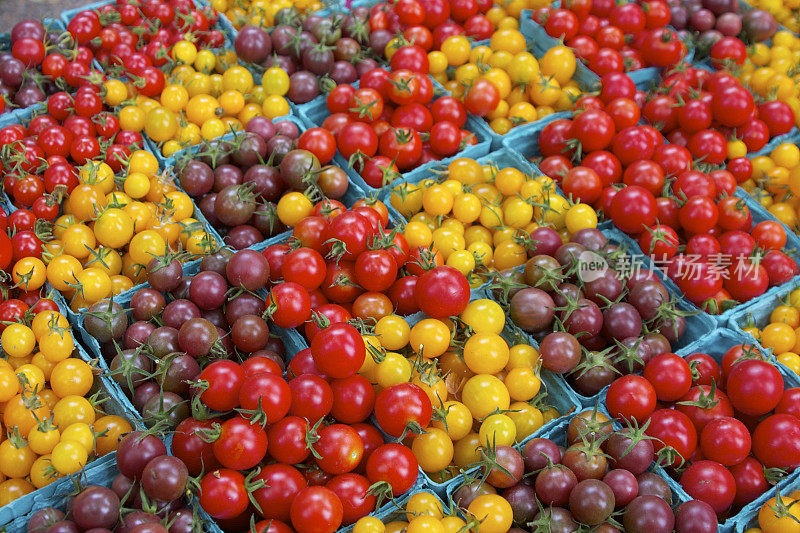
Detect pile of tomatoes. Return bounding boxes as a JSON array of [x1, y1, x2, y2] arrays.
[[173, 119, 360, 249], [646, 63, 795, 156], [0, 19, 103, 115], [368, 0, 500, 52], [174, 343, 420, 531], [364, 299, 561, 483], [316, 61, 484, 187], [27, 431, 197, 533], [607, 341, 800, 518], [233, 9, 376, 106], [353, 491, 468, 533], [0, 296, 132, 506], [119, 52, 294, 158], [436, 30, 584, 136], [443, 408, 718, 533], [0, 80, 218, 309], [389, 155, 596, 285], [82, 247, 286, 427], [531, 0, 688, 73], [526, 66, 800, 312], [221, 0, 323, 29], [65, 0, 226, 88], [489, 228, 694, 397], [739, 285, 800, 375], [747, 141, 800, 229]]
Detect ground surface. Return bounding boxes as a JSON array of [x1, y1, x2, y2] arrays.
[[0, 0, 94, 32]]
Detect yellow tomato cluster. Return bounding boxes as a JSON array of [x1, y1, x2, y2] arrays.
[[741, 287, 800, 375], [751, 0, 800, 32], [214, 0, 323, 29], [31, 151, 217, 311], [354, 492, 474, 533], [354, 491, 514, 533], [118, 41, 291, 158], [745, 142, 800, 229], [362, 299, 559, 483], [0, 311, 132, 506], [740, 32, 800, 127], [389, 158, 597, 285], [427, 29, 580, 135]]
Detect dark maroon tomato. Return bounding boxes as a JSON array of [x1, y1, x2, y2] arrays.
[[116, 432, 167, 480]]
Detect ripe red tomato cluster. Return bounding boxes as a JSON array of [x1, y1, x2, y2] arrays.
[[0, 88, 140, 213], [0, 19, 105, 113], [0, 203, 45, 271], [66, 0, 224, 94], [263, 201, 471, 330], [606, 344, 800, 516], [534, 72, 798, 311], [532, 0, 685, 73], [177, 350, 420, 532], [319, 63, 481, 187], [368, 0, 495, 49], [647, 64, 795, 154]]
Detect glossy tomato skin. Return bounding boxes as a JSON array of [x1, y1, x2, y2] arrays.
[[414, 266, 469, 319], [199, 469, 249, 519], [315, 424, 365, 475], [776, 388, 800, 419], [239, 372, 292, 423], [366, 443, 419, 495], [699, 416, 751, 466], [290, 486, 344, 533], [752, 414, 800, 469], [289, 374, 333, 423], [311, 323, 366, 379], [677, 385, 735, 433], [606, 375, 656, 423], [679, 460, 736, 514], [729, 456, 769, 508], [726, 359, 784, 416], [326, 473, 376, 525], [374, 382, 432, 437], [196, 361, 244, 412], [268, 416, 311, 465], [212, 416, 269, 471], [609, 185, 656, 234], [253, 464, 307, 522], [330, 375, 375, 424], [643, 353, 692, 402], [172, 418, 221, 477], [645, 409, 697, 468], [269, 282, 312, 328]]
